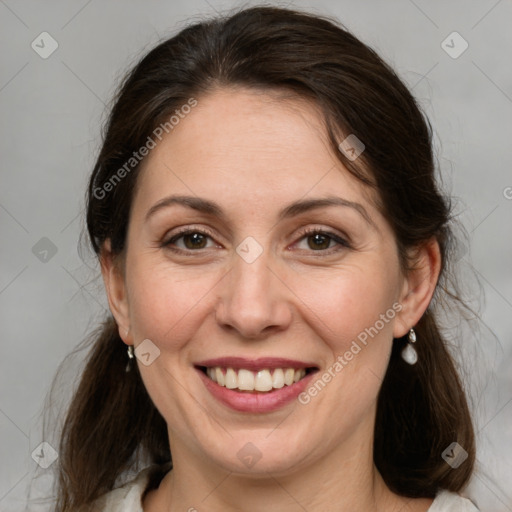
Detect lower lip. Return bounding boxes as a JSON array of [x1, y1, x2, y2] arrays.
[[196, 367, 316, 413]]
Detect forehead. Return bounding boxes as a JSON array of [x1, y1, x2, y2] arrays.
[[133, 87, 376, 217]]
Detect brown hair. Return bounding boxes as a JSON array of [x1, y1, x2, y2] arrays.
[[47, 5, 475, 511]]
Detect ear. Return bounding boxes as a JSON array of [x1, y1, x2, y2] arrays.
[[100, 240, 132, 345], [393, 238, 441, 338]]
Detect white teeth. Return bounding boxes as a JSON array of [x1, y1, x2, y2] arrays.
[[203, 366, 307, 392], [271, 368, 285, 389], [284, 368, 295, 386], [254, 369, 273, 392], [215, 367, 225, 386], [225, 367, 238, 389], [238, 369, 254, 390]]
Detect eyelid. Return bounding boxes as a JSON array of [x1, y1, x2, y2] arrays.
[[162, 225, 220, 249], [291, 225, 351, 252], [162, 224, 351, 255]]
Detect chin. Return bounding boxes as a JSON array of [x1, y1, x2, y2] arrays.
[[198, 430, 313, 476]]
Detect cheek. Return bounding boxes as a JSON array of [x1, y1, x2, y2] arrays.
[[293, 264, 400, 354], [126, 259, 221, 346]]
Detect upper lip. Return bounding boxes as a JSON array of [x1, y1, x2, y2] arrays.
[[194, 357, 318, 371]]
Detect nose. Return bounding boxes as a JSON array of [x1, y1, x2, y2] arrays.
[[214, 247, 293, 339]]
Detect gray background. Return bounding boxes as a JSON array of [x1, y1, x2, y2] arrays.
[[0, 0, 511, 510]]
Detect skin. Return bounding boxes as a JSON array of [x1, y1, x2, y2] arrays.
[[101, 87, 440, 512]]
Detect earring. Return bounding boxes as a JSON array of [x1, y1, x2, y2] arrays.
[[401, 328, 418, 365], [125, 345, 134, 372]]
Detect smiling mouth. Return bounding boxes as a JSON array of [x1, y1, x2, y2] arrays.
[[197, 366, 318, 393]]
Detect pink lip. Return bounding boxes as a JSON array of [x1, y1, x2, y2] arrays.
[[195, 366, 317, 413], [194, 356, 317, 371]]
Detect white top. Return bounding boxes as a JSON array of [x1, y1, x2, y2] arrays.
[[92, 465, 480, 511]]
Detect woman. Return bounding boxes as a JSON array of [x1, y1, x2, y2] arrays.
[[53, 6, 479, 511]]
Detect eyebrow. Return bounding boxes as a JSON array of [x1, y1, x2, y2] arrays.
[[145, 194, 374, 227]]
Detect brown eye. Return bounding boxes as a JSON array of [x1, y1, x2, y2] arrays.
[[182, 232, 208, 249], [294, 228, 351, 254], [163, 229, 217, 252], [306, 233, 332, 250]]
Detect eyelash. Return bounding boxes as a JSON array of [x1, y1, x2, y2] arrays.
[[161, 226, 351, 256]]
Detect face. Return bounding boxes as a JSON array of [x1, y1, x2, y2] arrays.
[[103, 87, 432, 476]]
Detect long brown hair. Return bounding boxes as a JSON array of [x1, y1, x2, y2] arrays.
[[43, 6, 475, 510]]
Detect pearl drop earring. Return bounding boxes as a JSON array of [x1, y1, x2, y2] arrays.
[[401, 328, 418, 365]]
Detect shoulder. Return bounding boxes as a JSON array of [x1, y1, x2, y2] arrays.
[[429, 490, 480, 512], [89, 466, 156, 512]]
